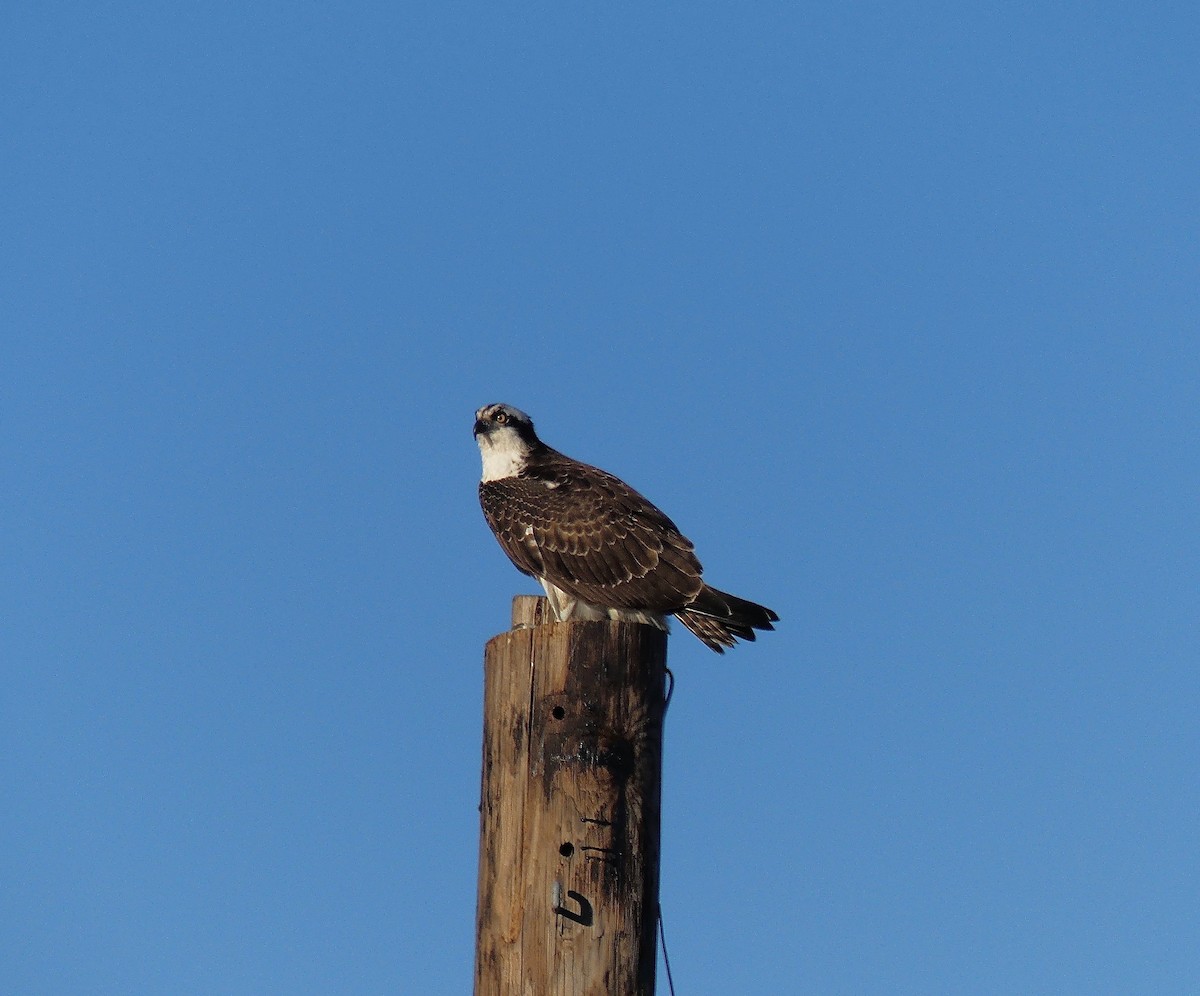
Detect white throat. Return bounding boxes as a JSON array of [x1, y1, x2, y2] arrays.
[[478, 427, 530, 482]]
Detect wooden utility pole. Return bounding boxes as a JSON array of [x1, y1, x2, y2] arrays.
[[475, 595, 668, 996]]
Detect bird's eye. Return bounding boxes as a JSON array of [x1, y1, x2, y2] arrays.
[[494, 410, 509, 424]]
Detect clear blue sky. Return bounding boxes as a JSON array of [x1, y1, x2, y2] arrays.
[[3, 3, 1197, 993]]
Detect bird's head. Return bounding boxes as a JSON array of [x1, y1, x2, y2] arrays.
[[474, 403, 539, 481], [473, 403, 535, 439]]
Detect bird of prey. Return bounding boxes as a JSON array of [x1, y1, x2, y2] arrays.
[[474, 403, 778, 652]]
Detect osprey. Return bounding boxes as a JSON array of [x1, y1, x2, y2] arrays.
[[474, 403, 778, 652]]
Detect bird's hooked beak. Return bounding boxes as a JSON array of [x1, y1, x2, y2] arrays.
[[473, 417, 488, 437]]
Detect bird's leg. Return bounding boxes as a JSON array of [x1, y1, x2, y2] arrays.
[[538, 579, 577, 621]]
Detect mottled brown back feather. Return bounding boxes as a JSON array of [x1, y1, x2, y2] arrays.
[[479, 449, 704, 613], [479, 445, 778, 651]]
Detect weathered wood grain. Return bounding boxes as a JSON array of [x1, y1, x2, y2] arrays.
[[475, 596, 667, 996]]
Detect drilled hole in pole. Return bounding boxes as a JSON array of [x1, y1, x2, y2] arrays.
[[559, 842, 574, 857], [551, 706, 566, 720]]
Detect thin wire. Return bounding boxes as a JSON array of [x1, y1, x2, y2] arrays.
[[659, 664, 677, 994], [658, 904, 677, 996]]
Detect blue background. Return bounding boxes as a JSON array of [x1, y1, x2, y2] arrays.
[[4, 2, 1197, 992]]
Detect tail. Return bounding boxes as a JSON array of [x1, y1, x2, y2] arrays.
[[675, 584, 779, 653]]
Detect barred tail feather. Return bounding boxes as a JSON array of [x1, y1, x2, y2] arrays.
[[675, 584, 779, 653]]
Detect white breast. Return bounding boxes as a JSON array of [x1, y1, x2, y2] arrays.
[[478, 426, 529, 482]]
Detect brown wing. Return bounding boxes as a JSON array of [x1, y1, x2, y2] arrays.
[[479, 458, 705, 613]]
